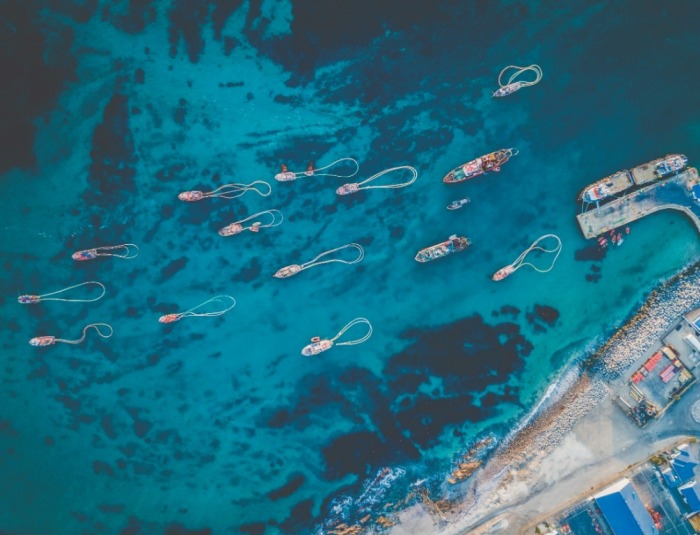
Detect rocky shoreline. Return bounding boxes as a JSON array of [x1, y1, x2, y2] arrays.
[[440, 259, 700, 533]]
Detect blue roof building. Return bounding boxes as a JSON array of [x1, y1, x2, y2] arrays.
[[679, 480, 700, 514], [594, 478, 659, 535], [661, 465, 682, 489], [672, 444, 699, 483], [660, 444, 699, 488]]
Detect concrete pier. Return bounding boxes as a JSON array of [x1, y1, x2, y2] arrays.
[[576, 167, 700, 239]]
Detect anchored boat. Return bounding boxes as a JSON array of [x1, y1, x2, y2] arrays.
[[578, 154, 688, 203], [415, 234, 470, 263], [629, 154, 688, 185], [447, 198, 471, 210], [443, 148, 518, 184], [579, 170, 633, 203]]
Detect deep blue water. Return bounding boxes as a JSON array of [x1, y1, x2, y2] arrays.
[[2, 1, 700, 534]]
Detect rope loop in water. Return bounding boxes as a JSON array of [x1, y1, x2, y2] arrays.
[[492, 234, 562, 281], [275, 157, 360, 182], [72, 244, 139, 261], [29, 322, 114, 346], [493, 64, 542, 97], [274, 243, 365, 278], [336, 166, 418, 196], [18, 281, 106, 304], [159, 295, 237, 323], [332, 317, 373, 346], [179, 181, 272, 201], [218, 209, 284, 236]]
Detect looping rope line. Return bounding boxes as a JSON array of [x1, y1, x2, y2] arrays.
[[301, 317, 373, 355], [332, 317, 373, 346], [72, 244, 139, 261], [18, 281, 106, 304], [179, 181, 272, 201], [159, 295, 237, 323], [493, 64, 542, 97], [493, 234, 562, 280], [58, 323, 114, 344], [275, 243, 365, 278], [336, 166, 418, 195], [218, 209, 284, 236], [29, 323, 114, 347], [275, 158, 359, 182]]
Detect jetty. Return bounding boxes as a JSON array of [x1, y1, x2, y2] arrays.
[[576, 166, 700, 239]]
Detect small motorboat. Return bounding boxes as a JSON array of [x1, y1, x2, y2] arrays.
[[447, 198, 471, 210]]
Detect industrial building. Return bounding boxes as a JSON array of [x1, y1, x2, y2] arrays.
[[593, 478, 659, 535]]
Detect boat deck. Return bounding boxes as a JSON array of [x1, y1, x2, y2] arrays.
[[579, 171, 633, 201], [630, 161, 661, 185], [576, 167, 700, 239]]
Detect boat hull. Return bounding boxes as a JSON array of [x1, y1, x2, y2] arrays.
[[443, 149, 516, 184], [415, 235, 470, 262], [578, 154, 688, 202]]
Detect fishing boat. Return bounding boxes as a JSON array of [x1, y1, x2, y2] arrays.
[[630, 153, 688, 184], [578, 154, 688, 203], [415, 234, 470, 263], [578, 170, 633, 203], [443, 148, 518, 184], [446, 198, 471, 210], [656, 154, 687, 177]]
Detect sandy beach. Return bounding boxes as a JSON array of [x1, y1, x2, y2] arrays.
[[387, 259, 700, 535]]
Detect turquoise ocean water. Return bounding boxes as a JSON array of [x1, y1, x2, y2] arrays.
[[2, 1, 700, 533]]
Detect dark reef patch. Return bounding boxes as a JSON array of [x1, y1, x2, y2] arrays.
[[321, 431, 393, 480], [219, 81, 244, 88], [575, 244, 606, 262], [92, 460, 115, 477], [159, 256, 188, 282], [173, 98, 188, 125], [533, 304, 560, 326], [232, 257, 262, 283], [1, 0, 77, 172], [267, 473, 306, 501], [107, 0, 157, 34], [262, 1, 433, 78], [259, 314, 530, 498], [133, 419, 153, 439], [85, 93, 137, 206], [101, 415, 117, 440], [164, 524, 212, 535], [167, 0, 244, 62], [0, 420, 18, 437], [394, 394, 483, 448], [120, 516, 145, 535], [97, 503, 125, 514], [389, 315, 531, 393], [239, 522, 266, 535], [500, 305, 520, 316], [279, 498, 316, 535]]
